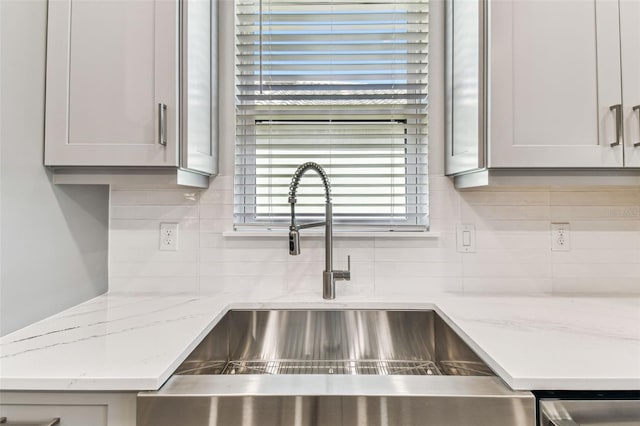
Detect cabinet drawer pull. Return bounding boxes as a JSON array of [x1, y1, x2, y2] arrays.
[[633, 105, 640, 147], [158, 103, 167, 146], [0, 417, 60, 426], [610, 104, 623, 147]]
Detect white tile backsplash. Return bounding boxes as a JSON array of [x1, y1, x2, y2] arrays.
[[462, 277, 553, 294], [109, 276, 200, 293], [555, 191, 640, 205], [111, 205, 199, 220], [111, 189, 199, 206], [109, 178, 640, 296]]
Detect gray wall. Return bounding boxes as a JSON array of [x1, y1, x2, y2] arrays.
[[0, 0, 109, 336]]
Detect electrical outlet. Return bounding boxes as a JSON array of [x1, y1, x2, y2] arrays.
[[159, 223, 178, 251], [551, 222, 570, 251]]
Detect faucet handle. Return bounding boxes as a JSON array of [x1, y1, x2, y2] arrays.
[[332, 255, 351, 281], [341, 255, 351, 281]]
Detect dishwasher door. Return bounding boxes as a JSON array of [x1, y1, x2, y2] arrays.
[[539, 399, 640, 426]]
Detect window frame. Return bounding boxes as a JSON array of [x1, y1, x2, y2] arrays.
[[228, 0, 432, 233]]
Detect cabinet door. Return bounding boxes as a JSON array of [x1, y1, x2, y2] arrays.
[[181, 0, 218, 175], [489, 0, 623, 168], [45, 0, 178, 167], [0, 392, 136, 426], [621, 0, 640, 167], [445, 0, 485, 175]]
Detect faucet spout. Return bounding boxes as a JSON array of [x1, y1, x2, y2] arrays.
[[288, 162, 350, 299], [288, 162, 332, 204]]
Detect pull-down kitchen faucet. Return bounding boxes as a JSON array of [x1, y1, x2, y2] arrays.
[[288, 162, 350, 299]]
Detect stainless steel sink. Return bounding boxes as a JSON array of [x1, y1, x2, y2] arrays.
[[138, 309, 535, 426], [174, 310, 494, 376]]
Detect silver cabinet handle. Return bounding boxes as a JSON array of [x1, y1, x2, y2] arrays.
[[610, 104, 623, 147], [633, 105, 640, 147], [158, 103, 167, 146], [0, 418, 60, 426]]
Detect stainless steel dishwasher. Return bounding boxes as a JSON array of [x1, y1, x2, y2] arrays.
[[539, 392, 640, 425], [138, 309, 535, 425]]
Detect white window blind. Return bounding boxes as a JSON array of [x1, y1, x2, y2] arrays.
[[235, 0, 429, 230]]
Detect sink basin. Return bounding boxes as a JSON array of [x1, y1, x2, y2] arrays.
[[138, 309, 535, 426], [174, 309, 494, 376]]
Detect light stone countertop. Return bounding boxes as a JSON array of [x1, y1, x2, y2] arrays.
[[0, 292, 638, 391]]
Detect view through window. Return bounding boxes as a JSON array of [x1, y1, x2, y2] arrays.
[[234, 0, 429, 230]]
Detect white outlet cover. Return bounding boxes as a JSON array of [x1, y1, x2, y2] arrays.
[[159, 223, 178, 251], [551, 222, 570, 251]]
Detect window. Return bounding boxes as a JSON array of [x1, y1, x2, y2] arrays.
[[234, 0, 429, 231]]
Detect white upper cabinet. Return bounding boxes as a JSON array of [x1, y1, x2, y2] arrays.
[[621, 0, 640, 167], [490, 0, 623, 168], [45, 0, 178, 167], [446, 0, 640, 180], [45, 0, 218, 185], [181, 0, 218, 175]]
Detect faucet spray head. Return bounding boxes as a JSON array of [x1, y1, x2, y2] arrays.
[[288, 228, 301, 255]]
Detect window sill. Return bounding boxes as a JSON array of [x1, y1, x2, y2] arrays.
[[223, 230, 440, 239]]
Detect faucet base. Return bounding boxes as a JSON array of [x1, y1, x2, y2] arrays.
[[322, 271, 336, 300], [323, 269, 350, 300]]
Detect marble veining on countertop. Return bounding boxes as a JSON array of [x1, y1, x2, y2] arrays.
[[0, 292, 639, 391], [434, 295, 640, 390]]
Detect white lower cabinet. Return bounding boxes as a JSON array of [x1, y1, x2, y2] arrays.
[[0, 392, 136, 426]]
